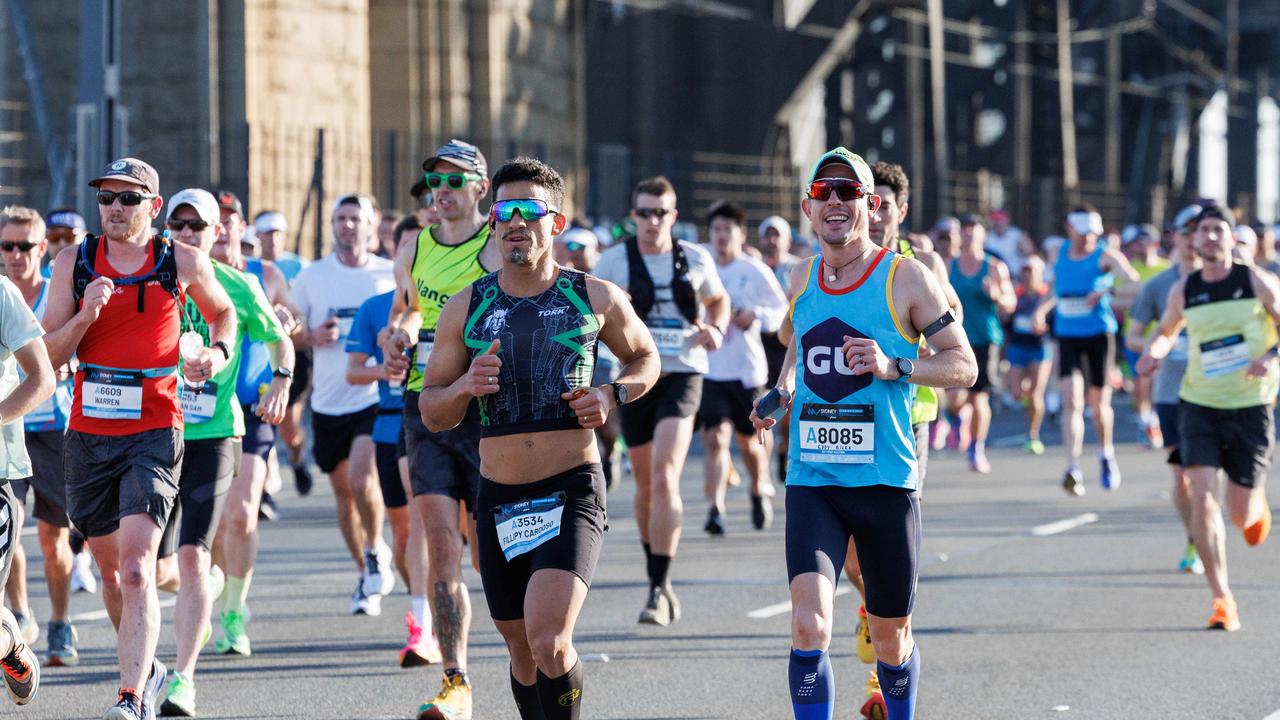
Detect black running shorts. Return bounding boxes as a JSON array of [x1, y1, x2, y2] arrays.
[[785, 483, 921, 618], [311, 405, 377, 473], [375, 441, 408, 510], [160, 437, 240, 558], [65, 427, 182, 538], [402, 391, 481, 511], [698, 379, 764, 437], [970, 344, 995, 393], [1057, 333, 1114, 389], [1178, 401, 1273, 488], [241, 406, 278, 461], [11, 430, 69, 528], [619, 372, 702, 447], [475, 463, 607, 622]]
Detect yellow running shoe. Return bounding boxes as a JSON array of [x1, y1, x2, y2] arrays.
[[860, 669, 886, 720], [418, 671, 472, 720], [855, 604, 876, 664]]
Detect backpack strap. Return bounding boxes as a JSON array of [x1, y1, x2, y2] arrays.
[[72, 234, 102, 306]]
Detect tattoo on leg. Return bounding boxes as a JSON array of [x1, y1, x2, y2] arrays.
[[431, 580, 462, 665]]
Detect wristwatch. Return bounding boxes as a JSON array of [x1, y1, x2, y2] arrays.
[[894, 357, 915, 381], [212, 341, 231, 361], [609, 382, 629, 406], [273, 366, 295, 380]]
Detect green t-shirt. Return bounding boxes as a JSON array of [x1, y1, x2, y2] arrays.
[[179, 260, 286, 440]]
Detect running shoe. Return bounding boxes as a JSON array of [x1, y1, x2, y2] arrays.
[[215, 609, 252, 656], [1, 611, 38, 705], [968, 445, 991, 473], [855, 605, 875, 664], [258, 492, 279, 522], [417, 670, 472, 720], [45, 620, 78, 667], [71, 550, 98, 594], [1178, 543, 1204, 575], [1144, 423, 1164, 449], [638, 584, 681, 626], [860, 669, 886, 720], [104, 691, 143, 720], [1062, 467, 1085, 497], [1207, 597, 1240, 631], [704, 507, 726, 537], [751, 495, 773, 530], [11, 614, 36, 646], [1243, 503, 1272, 547], [1099, 455, 1121, 491], [350, 576, 371, 615], [400, 612, 442, 668], [364, 542, 396, 597], [929, 418, 947, 451], [945, 421, 961, 451], [141, 657, 166, 720], [1024, 438, 1045, 455], [159, 672, 196, 717], [727, 464, 742, 488], [293, 463, 313, 496]]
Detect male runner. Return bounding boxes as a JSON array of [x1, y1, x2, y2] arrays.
[[42, 158, 236, 720], [1007, 256, 1053, 455], [157, 189, 291, 716], [1034, 206, 1138, 495], [0, 207, 79, 665], [593, 176, 729, 625], [758, 216, 804, 483], [699, 202, 787, 535], [1137, 202, 1276, 631], [0, 268, 54, 708], [43, 209, 87, 274], [1114, 224, 1169, 448], [948, 215, 1015, 473], [752, 147, 976, 720], [291, 193, 396, 614], [1128, 205, 1204, 575], [423, 156, 659, 720], [381, 139, 502, 719]]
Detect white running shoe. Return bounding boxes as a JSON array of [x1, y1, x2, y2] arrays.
[[70, 550, 98, 594], [350, 577, 371, 616], [362, 542, 396, 598]]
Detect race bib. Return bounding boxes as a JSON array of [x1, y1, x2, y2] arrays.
[[1169, 333, 1189, 362], [493, 492, 566, 561], [333, 307, 359, 342], [178, 381, 218, 424], [1200, 335, 1251, 378], [1056, 296, 1092, 318], [798, 403, 875, 464], [415, 330, 435, 372], [82, 368, 144, 420], [646, 318, 687, 356], [1012, 314, 1036, 334]]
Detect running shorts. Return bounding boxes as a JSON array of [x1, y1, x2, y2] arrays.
[[970, 345, 995, 393], [698, 379, 763, 437], [11, 430, 69, 528], [241, 405, 278, 460], [1007, 342, 1049, 369], [1178, 401, 1273, 488], [402, 391, 481, 511], [619, 372, 702, 447], [65, 428, 182, 538], [0, 483, 19, 587], [312, 405, 377, 473], [160, 437, 240, 557], [375, 441, 408, 510], [1057, 333, 1114, 389]]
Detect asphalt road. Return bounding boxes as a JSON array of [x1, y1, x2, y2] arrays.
[[16, 401, 1280, 719]]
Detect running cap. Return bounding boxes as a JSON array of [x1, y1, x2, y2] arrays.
[[1066, 209, 1104, 236], [1193, 202, 1235, 228], [958, 213, 984, 227], [1235, 224, 1258, 247], [422, 138, 488, 177], [758, 215, 792, 240], [216, 190, 244, 218], [1022, 254, 1046, 272], [89, 157, 159, 194], [166, 188, 220, 225], [990, 208, 1010, 223], [556, 227, 598, 249], [806, 147, 874, 188], [1121, 223, 1159, 245], [46, 209, 86, 231], [934, 216, 960, 232], [254, 211, 287, 234]]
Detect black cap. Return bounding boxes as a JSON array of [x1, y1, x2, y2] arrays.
[[1194, 202, 1236, 228], [421, 139, 488, 176], [216, 190, 244, 218], [88, 157, 159, 194]]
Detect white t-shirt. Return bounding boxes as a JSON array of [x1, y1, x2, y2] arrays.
[[985, 226, 1026, 276], [291, 253, 395, 415], [0, 278, 44, 479], [706, 255, 789, 387], [593, 240, 726, 374]]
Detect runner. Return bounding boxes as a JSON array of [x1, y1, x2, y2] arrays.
[[1034, 206, 1139, 495], [751, 147, 976, 720], [251, 211, 305, 282], [592, 176, 730, 626], [1006, 256, 1053, 455], [0, 263, 54, 708], [152, 189, 291, 716], [41, 158, 236, 720], [947, 214, 1015, 473], [1128, 206, 1204, 576], [380, 139, 502, 720], [1136, 202, 1276, 631], [0, 207, 79, 665], [43, 209, 87, 275], [984, 209, 1031, 276], [1114, 224, 1169, 448], [757, 216, 803, 484], [699, 202, 787, 536], [290, 193, 396, 615], [422, 155, 659, 720]]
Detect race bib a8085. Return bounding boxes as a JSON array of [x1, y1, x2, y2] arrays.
[[798, 403, 875, 464]]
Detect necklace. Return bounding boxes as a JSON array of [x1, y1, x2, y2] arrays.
[[825, 246, 874, 283]]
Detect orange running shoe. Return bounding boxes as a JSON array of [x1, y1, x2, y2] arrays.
[[1207, 597, 1240, 631], [860, 670, 886, 720], [855, 605, 875, 664], [1243, 504, 1271, 547]]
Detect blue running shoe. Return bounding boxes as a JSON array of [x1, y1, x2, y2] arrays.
[[1099, 455, 1121, 491]]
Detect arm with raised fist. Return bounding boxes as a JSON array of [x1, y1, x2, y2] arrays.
[[420, 286, 495, 432]]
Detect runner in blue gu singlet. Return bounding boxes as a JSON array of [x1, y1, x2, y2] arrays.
[[752, 148, 977, 720]]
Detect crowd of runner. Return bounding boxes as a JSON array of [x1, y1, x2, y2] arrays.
[[0, 139, 1270, 720]]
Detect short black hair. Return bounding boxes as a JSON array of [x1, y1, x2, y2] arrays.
[[870, 161, 910, 205], [706, 201, 745, 229], [1195, 202, 1236, 227], [393, 214, 422, 238], [491, 156, 566, 209], [633, 176, 676, 207]]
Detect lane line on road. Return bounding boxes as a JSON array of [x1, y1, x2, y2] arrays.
[[1029, 513, 1099, 537], [1261, 710, 1280, 720], [747, 587, 851, 620], [71, 598, 176, 624]]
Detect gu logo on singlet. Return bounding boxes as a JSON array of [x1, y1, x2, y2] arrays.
[[802, 317, 870, 403]]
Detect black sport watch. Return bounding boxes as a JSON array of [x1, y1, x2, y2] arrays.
[[894, 357, 915, 381], [273, 366, 295, 380], [610, 382, 629, 406]]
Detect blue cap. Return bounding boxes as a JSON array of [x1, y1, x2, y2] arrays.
[[46, 210, 86, 232]]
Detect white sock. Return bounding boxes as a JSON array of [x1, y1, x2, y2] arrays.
[[412, 595, 431, 627]]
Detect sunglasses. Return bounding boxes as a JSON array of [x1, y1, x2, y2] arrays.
[[491, 199, 558, 224], [96, 190, 156, 207], [167, 219, 209, 232], [633, 207, 674, 220], [566, 241, 587, 252], [0, 241, 37, 252], [423, 172, 482, 190], [806, 178, 871, 202], [46, 231, 78, 243]]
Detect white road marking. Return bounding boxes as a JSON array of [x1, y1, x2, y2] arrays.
[[1261, 710, 1280, 720], [1029, 513, 1098, 537], [747, 586, 851, 620], [70, 598, 176, 624]]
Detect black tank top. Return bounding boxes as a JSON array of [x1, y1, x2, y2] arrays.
[[464, 268, 599, 437]]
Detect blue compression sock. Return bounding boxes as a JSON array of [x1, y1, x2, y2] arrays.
[[876, 645, 920, 720], [788, 649, 834, 720]]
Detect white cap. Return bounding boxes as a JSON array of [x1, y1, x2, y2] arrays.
[[254, 211, 288, 235], [556, 227, 598, 248], [1236, 224, 1258, 247], [758, 215, 792, 240], [1066, 210, 1103, 237], [166, 188, 219, 225]]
